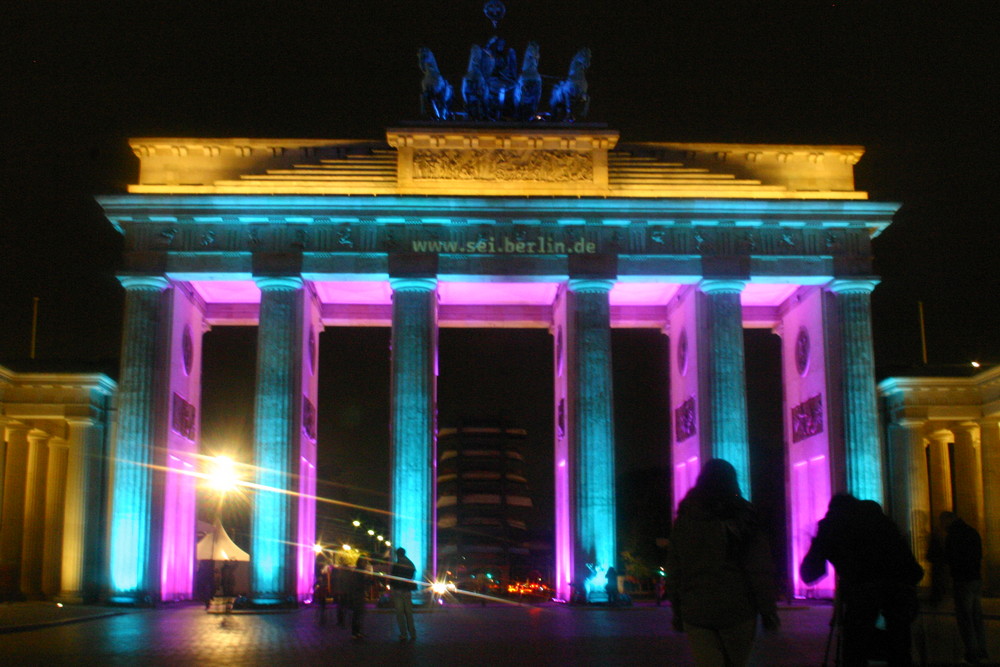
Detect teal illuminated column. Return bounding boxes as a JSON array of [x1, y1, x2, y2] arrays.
[[389, 278, 438, 588], [108, 275, 169, 601], [251, 277, 304, 604], [565, 279, 617, 573], [828, 279, 883, 502], [699, 280, 751, 497]]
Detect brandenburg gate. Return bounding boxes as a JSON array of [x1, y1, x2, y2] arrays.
[[98, 126, 898, 604]]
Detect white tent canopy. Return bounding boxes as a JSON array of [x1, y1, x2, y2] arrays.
[[196, 520, 250, 561]]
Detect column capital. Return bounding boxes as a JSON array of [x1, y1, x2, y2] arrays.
[[118, 275, 170, 291], [254, 276, 303, 291], [698, 279, 746, 295], [927, 427, 953, 443], [894, 417, 928, 430], [46, 436, 69, 450], [826, 278, 880, 295], [26, 428, 50, 443], [567, 278, 614, 294], [390, 277, 437, 293]]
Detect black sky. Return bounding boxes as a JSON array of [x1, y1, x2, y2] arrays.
[[3, 2, 996, 548]]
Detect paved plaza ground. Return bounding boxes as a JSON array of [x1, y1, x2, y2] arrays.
[[1, 598, 998, 666]]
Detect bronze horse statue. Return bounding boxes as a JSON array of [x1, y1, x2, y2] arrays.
[[418, 47, 453, 120], [514, 41, 542, 121], [549, 47, 591, 122], [461, 45, 489, 121]]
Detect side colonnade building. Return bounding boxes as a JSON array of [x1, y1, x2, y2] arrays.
[[97, 126, 899, 604], [0, 365, 115, 602], [880, 365, 1000, 593]]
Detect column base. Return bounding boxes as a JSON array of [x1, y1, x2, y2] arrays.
[[247, 595, 298, 609], [106, 591, 156, 607]]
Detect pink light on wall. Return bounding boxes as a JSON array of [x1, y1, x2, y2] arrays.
[[312, 281, 393, 305], [437, 282, 559, 306], [609, 282, 680, 306], [161, 453, 196, 600], [740, 283, 799, 307], [297, 455, 317, 600], [191, 280, 261, 304], [791, 455, 832, 598]]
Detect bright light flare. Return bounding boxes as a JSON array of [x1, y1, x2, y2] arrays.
[[207, 456, 239, 492], [312, 543, 323, 554]]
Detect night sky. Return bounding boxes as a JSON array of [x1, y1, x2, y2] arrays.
[[3, 3, 995, 556]]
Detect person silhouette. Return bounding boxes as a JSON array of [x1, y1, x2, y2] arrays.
[[667, 459, 779, 667], [801, 494, 923, 666]]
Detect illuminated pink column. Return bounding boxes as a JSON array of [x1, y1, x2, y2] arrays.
[[42, 437, 68, 597], [667, 286, 705, 510], [777, 287, 834, 597], [295, 286, 322, 601], [552, 287, 572, 600], [979, 419, 1000, 593], [0, 424, 29, 598], [21, 429, 50, 598], [160, 286, 206, 601], [888, 418, 930, 582]]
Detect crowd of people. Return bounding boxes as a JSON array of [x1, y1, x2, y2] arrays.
[[305, 458, 986, 666]]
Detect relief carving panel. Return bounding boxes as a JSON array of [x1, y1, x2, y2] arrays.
[[413, 149, 594, 182]]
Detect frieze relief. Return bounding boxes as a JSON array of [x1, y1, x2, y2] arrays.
[[125, 220, 874, 258], [413, 149, 594, 182]]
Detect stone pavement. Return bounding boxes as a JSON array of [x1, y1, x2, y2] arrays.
[[0, 599, 997, 666]]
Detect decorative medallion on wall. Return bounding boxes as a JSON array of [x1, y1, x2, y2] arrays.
[[171, 392, 197, 441], [677, 329, 689, 376], [556, 325, 564, 377], [675, 396, 697, 442], [302, 396, 317, 441], [181, 325, 193, 376], [308, 327, 317, 375], [791, 394, 824, 443], [795, 326, 811, 376]]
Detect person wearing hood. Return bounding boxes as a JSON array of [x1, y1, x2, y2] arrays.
[[667, 459, 779, 666]]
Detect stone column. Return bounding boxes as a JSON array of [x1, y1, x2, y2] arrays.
[[58, 419, 99, 602], [952, 422, 984, 535], [699, 280, 751, 496], [827, 279, 883, 502], [926, 428, 954, 518], [564, 279, 617, 581], [108, 275, 169, 601], [889, 418, 931, 578], [20, 429, 50, 598], [42, 437, 69, 597], [1, 425, 29, 599], [389, 278, 438, 587], [250, 277, 304, 604], [979, 419, 1000, 593]]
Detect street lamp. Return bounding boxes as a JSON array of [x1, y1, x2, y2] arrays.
[[207, 456, 239, 493]]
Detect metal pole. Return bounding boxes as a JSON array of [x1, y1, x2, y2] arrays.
[[917, 301, 928, 365], [30, 297, 39, 359]]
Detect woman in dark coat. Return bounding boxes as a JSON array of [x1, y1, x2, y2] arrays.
[[667, 459, 779, 667]]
